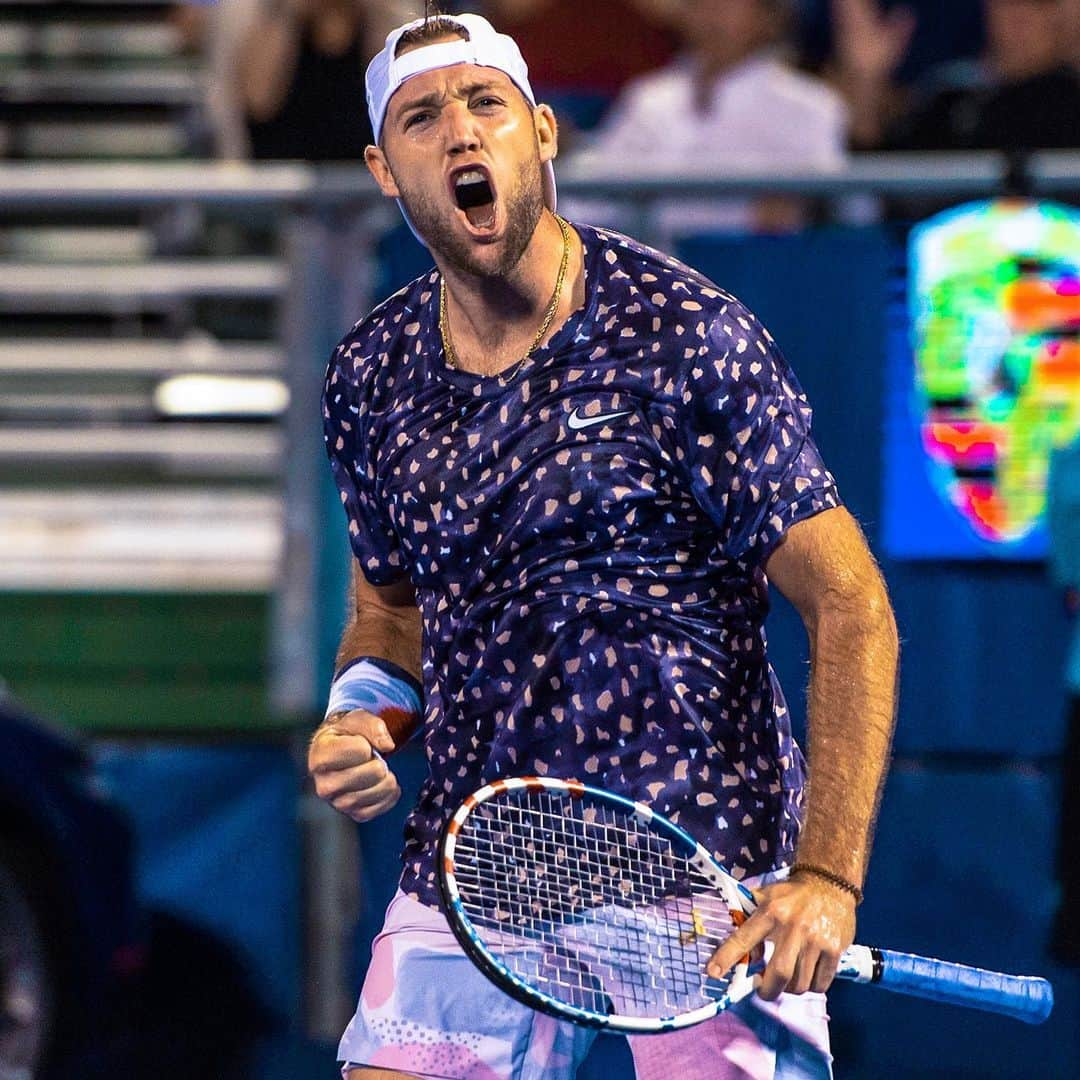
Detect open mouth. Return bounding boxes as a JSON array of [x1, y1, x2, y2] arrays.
[[452, 168, 497, 230]]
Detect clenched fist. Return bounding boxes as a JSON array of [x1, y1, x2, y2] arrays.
[[308, 709, 403, 822]]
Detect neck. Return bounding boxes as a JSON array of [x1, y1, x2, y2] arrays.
[[437, 212, 582, 375]]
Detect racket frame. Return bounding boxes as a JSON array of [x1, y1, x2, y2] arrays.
[[437, 774, 757, 1032]]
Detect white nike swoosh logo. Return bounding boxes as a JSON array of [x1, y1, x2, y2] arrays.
[[567, 408, 631, 431]]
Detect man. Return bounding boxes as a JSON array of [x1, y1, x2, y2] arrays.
[[310, 10, 899, 1079]]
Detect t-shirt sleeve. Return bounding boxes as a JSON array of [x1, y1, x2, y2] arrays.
[[322, 349, 408, 585], [675, 306, 841, 565]]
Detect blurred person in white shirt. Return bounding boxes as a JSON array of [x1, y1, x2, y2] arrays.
[[570, 0, 848, 239]]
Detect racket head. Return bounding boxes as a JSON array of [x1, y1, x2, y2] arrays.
[[437, 776, 758, 1033]]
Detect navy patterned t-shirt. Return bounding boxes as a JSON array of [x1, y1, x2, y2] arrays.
[[323, 222, 841, 908]]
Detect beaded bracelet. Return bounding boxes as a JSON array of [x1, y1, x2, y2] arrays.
[[790, 862, 864, 905]]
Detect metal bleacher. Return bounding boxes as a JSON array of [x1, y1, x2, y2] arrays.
[[0, 0, 200, 159], [0, 1, 299, 731]]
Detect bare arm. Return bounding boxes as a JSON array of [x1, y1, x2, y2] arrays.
[[708, 506, 899, 997], [829, 0, 916, 149], [235, 0, 303, 121], [334, 562, 422, 679], [308, 564, 422, 822], [770, 506, 899, 887]]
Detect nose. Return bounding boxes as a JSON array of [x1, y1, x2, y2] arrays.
[[442, 101, 482, 156]]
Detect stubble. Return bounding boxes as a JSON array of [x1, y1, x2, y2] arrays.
[[393, 155, 545, 279]]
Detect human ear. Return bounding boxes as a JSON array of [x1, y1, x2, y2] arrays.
[[364, 145, 401, 198], [533, 104, 558, 165]]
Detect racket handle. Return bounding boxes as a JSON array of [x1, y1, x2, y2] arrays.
[[838, 945, 1053, 1024]]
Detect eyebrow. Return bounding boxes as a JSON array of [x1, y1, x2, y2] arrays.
[[393, 80, 505, 123]]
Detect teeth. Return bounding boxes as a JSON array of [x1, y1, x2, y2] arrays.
[[455, 169, 485, 187]]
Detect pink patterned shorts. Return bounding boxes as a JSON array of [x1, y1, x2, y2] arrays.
[[339, 884, 833, 1080]]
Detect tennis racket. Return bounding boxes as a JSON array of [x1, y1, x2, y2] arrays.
[[437, 776, 1054, 1033]]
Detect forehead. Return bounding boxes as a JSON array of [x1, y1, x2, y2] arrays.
[[387, 62, 525, 118]]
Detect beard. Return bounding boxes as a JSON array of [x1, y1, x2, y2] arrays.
[[393, 155, 545, 278]]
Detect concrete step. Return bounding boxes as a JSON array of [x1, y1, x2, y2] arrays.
[[0, 20, 180, 61], [10, 118, 188, 157], [0, 224, 153, 260]]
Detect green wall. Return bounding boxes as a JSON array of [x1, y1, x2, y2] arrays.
[[0, 592, 283, 733]]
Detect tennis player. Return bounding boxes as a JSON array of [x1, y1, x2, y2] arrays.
[[311, 9, 899, 1079]]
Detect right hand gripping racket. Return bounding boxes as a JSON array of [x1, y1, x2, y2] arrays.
[[438, 777, 1054, 1033]]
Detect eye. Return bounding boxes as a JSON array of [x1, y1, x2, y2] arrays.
[[472, 96, 504, 110], [404, 111, 433, 131]]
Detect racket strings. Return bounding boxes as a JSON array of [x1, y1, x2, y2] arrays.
[[450, 788, 742, 1019]]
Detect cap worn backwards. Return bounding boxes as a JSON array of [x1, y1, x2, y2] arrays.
[[364, 12, 558, 247]]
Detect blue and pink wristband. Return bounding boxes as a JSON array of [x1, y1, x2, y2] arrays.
[[325, 656, 424, 748]]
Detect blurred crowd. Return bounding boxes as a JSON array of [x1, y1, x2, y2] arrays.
[[169, 0, 1080, 230]]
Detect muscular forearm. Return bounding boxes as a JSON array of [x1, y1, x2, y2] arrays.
[[335, 609, 422, 681], [333, 568, 422, 683], [794, 582, 899, 888]]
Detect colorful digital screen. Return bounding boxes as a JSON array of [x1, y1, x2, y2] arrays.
[[884, 199, 1080, 559]]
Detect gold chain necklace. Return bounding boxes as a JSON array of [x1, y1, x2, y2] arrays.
[[439, 213, 571, 380]]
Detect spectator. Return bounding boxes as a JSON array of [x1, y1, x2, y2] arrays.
[[834, 0, 1080, 151], [236, 0, 408, 161], [800, 0, 983, 87], [199, 0, 407, 161], [481, 0, 680, 134], [575, 0, 848, 237]]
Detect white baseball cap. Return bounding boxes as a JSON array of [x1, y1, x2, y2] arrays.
[[365, 12, 558, 245]]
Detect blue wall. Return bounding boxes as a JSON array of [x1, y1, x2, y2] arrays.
[[95, 744, 302, 1026]]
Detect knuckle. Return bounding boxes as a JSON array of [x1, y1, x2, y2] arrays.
[[330, 786, 356, 812], [771, 961, 795, 983], [354, 797, 392, 823], [760, 901, 787, 925]]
